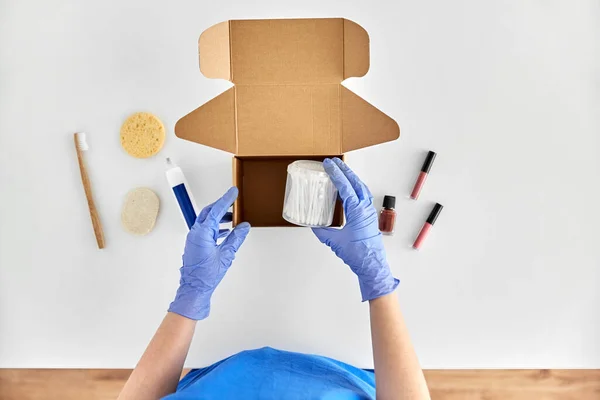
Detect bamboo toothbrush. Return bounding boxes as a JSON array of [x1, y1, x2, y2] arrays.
[[74, 132, 105, 249]]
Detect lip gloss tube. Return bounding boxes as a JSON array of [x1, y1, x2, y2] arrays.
[[413, 203, 443, 250], [410, 151, 436, 200]]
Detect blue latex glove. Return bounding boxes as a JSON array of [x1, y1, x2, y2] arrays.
[[312, 158, 399, 301], [168, 187, 251, 320]]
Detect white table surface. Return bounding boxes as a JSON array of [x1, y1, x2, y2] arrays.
[[1, 0, 599, 369]]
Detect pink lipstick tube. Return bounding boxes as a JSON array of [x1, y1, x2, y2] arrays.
[[413, 203, 443, 250], [410, 151, 436, 200]]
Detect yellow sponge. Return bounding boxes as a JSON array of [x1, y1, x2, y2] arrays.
[[120, 112, 165, 158]]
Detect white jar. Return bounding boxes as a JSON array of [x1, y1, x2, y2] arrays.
[[282, 160, 338, 227]]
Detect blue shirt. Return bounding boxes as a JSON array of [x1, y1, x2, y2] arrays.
[[163, 347, 376, 400]]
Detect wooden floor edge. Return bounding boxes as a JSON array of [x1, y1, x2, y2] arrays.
[[1, 369, 599, 400]]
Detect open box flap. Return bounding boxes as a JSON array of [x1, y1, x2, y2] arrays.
[[174, 87, 236, 153], [199, 18, 370, 85], [198, 21, 231, 80], [341, 87, 400, 152], [175, 18, 399, 156], [343, 19, 369, 79]]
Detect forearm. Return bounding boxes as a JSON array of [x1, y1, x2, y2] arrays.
[[369, 293, 430, 400], [118, 312, 196, 400]]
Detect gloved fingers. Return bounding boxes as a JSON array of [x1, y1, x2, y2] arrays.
[[195, 202, 216, 225], [220, 222, 251, 255], [195, 207, 233, 226], [220, 212, 233, 223], [217, 228, 230, 239], [331, 157, 372, 201], [312, 227, 339, 245], [204, 187, 239, 227], [214, 214, 234, 241], [191, 207, 234, 244], [323, 158, 359, 208]]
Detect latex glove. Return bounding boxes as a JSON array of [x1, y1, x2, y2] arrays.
[[312, 158, 399, 301], [168, 187, 251, 320]]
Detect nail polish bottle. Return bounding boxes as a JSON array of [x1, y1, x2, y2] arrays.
[[379, 195, 397, 235]]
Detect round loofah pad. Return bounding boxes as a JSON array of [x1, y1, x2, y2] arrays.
[[120, 112, 165, 158], [121, 187, 160, 235]]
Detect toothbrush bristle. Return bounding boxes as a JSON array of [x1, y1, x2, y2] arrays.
[[77, 132, 89, 151]]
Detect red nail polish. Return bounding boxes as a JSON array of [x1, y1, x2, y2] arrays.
[[378, 195, 396, 235], [413, 203, 443, 250], [410, 151, 436, 200]]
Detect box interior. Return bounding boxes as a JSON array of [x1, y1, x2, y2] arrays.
[[233, 156, 344, 227]]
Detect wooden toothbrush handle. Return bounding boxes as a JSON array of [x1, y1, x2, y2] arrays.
[[74, 134, 105, 249]]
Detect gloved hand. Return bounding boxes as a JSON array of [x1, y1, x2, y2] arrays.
[[168, 187, 251, 320], [312, 158, 399, 301]]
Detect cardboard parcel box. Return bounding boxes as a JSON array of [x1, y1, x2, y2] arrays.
[[175, 18, 400, 227]]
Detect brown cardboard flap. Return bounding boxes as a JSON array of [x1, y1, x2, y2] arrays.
[[197, 18, 370, 85], [343, 19, 370, 79], [236, 85, 341, 156], [175, 87, 237, 153], [181, 18, 398, 156], [341, 86, 400, 152], [199, 21, 231, 80], [230, 19, 345, 85]]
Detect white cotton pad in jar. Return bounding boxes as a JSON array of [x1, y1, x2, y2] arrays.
[[282, 160, 338, 227], [121, 188, 160, 235]]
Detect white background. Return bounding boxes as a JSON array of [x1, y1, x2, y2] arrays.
[[0, 0, 598, 369]]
